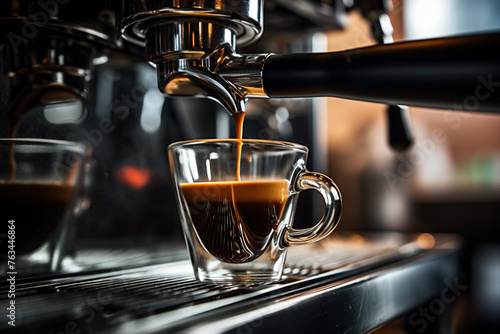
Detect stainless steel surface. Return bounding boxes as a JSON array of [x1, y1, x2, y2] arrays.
[[216, 53, 271, 98], [0, 233, 462, 333], [150, 40, 250, 114], [118, 0, 263, 47], [149, 39, 271, 113], [144, 18, 238, 97], [145, 22, 237, 62]]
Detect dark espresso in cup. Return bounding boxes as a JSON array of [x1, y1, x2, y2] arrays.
[[180, 180, 290, 263], [0, 182, 75, 255]]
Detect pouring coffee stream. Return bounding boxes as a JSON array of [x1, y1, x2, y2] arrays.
[[233, 111, 246, 182]]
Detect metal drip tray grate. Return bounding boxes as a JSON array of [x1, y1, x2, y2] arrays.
[[0, 233, 461, 334]]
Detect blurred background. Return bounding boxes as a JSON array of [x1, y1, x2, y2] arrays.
[[323, 1, 500, 333], [1, 0, 499, 333]]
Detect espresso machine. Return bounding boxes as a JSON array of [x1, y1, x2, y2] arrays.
[[1, 0, 498, 241], [1, 1, 499, 333]]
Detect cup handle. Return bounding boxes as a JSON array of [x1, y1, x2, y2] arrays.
[[283, 170, 342, 246]]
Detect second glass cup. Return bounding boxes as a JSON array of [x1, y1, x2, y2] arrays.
[[0, 139, 88, 275], [169, 139, 342, 284]]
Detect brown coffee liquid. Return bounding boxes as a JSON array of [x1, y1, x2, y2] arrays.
[[232, 111, 245, 181], [0, 182, 75, 255], [180, 180, 289, 263]]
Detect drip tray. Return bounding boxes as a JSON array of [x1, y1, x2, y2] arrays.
[[0, 232, 462, 334]]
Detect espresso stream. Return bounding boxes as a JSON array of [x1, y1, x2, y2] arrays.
[[179, 111, 291, 263], [233, 111, 245, 181]]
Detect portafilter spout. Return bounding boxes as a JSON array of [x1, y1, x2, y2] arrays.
[[145, 22, 271, 114]]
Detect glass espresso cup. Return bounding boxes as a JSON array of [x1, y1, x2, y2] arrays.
[[0, 139, 88, 275], [169, 139, 342, 284]]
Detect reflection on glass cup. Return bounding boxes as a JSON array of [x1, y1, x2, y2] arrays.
[[0, 139, 88, 275], [169, 139, 342, 284]]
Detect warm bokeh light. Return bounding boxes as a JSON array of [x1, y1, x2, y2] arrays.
[[115, 166, 152, 189], [417, 233, 436, 249], [348, 233, 366, 247]]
